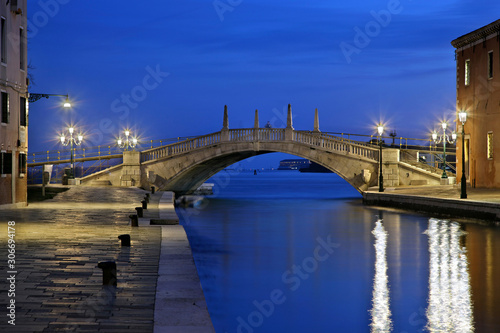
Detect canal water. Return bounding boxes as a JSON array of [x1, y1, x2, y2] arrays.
[[179, 170, 500, 333]]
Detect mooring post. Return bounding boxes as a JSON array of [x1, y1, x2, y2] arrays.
[[118, 234, 131, 246], [97, 261, 117, 286], [129, 214, 139, 226]]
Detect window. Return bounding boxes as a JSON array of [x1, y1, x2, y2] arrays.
[[487, 132, 494, 160], [1, 18, 5, 64], [20, 97, 26, 126], [19, 28, 24, 70], [1, 92, 8, 123], [1, 151, 12, 174], [465, 59, 471, 86], [10, 0, 18, 11], [18, 152, 26, 175], [488, 51, 493, 79]]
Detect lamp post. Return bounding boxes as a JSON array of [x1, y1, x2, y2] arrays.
[[377, 124, 384, 192], [28, 93, 71, 108], [60, 126, 83, 178], [458, 111, 467, 198], [432, 122, 457, 179], [117, 130, 138, 151]]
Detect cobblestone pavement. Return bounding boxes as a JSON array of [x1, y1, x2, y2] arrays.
[[0, 186, 161, 332]]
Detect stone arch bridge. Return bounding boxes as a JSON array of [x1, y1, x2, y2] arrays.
[[79, 106, 446, 195]]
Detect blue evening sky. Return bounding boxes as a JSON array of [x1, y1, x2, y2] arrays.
[[27, 0, 500, 169]]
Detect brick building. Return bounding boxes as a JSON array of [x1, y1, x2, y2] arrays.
[[452, 19, 500, 188], [0, 0, 28, 207]]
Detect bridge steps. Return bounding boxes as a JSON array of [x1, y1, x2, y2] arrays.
[[403, 160, 455, 178], [90, 179, 112, 186]]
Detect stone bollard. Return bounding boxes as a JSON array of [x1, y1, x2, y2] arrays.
[[129, 214, 139, 226], [151, 186, 155, 194], [144, 193, 150, 203], [141, 200, 148, 209], [135, 207, 143, 218], [118, 234, 131, 246], [97, 261, 117, 286]]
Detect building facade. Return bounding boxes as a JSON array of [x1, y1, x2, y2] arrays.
[[452, 19, 500, 188], [0, 0, 28, 207]]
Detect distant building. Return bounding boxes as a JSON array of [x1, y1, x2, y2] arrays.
[[299, 162, 333, 173], [0, 1, 28, 207], [278, 159, 310, 170], [452, 19, 500, 188]]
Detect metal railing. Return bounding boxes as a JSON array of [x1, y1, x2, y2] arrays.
[[29, 146, 121, 166], [399, 145, 457, 174], [323, 131, 457, 174], [28, 136, 195, 166]]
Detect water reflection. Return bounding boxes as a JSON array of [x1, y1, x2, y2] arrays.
[[370, 219, 392, 332], [425, 218, 474, 332]]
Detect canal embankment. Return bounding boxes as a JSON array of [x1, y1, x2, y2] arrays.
[[144, 191, 215, 333], [363, 185, 500, 223]]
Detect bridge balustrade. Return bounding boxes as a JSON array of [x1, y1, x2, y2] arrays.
[[230, 129, 254, 141], [141, 132, 222, 162], [227, 128, 287, 142], [256, 128, 285, 141], [196, 132, 221, 147], [293, 131, 378, 161]]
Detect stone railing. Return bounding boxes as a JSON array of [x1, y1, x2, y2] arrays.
[[294, 131, 378, 161], [257, 128, 286, 141], [141, 128, 379, 163], [229, 128, 255, 141], [227, 128, 286, 141], [141, 132, 221, 162]]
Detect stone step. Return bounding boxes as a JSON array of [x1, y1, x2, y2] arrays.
[[410, 179, 428, 186], [91, 179, 111, 186], [404, 161, 454, 177]]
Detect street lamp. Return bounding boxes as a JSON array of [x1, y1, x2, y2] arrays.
[[117, 130, 137, 151], [28, 93, 71, 108], [458, 111, 467, 198], [377, 124, 384, 192], [60, 126, 83, 178], [432, 121, 457, 179]]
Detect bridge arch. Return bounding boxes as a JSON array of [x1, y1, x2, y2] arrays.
[[141, 133, 381, 196]]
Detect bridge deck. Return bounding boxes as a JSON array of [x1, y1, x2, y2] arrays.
[[28, 129, 456, 178]]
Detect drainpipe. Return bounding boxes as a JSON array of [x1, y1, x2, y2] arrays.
[[11, 148, 16, 205]]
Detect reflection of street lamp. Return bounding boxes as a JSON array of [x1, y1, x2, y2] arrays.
[[117, 130, 137, 151], [377, 124, 384, 192], [432, 122, 457, 179], [60, 126, 83, 178], [458, 111, 467, 199], [28, 93, 71, 108]]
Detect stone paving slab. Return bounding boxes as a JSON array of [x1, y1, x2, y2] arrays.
[[0, 186, 210, 332]]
